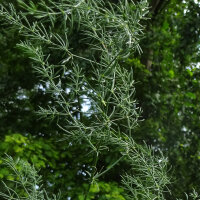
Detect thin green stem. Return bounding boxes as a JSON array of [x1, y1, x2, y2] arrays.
[[94, 154, 125, 179], [84, 145, 99, 200]]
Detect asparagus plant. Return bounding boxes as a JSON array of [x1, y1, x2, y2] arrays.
[[0, 0, 171, 199]]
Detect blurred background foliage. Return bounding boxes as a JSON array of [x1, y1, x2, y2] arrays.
[[0, 0, 200, 199]]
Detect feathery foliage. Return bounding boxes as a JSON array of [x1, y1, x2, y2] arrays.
[[0, 0, 171, 199], [0, 155, 60, 200]]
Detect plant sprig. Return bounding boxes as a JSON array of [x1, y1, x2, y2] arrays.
[[0, 0, 171, 199]]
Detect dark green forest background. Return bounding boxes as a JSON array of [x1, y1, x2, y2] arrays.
[[0, 0, 200, 199]]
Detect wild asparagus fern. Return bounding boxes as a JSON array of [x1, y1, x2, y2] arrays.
[[0, 0, 171, 199]]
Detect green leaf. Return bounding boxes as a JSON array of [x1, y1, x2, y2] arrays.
[[168, 70, 175, 78], [186, 92, 196, 99]]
